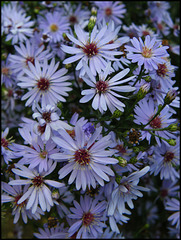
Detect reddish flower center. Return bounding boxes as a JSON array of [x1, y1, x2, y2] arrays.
[[149, 116, 162, 128], [32, 176, 44, 187], [1, 138, 9, 148], [115, 144, 126, 154], [142, 30, 150, 36], [69, 15, 78, 24], [142, 46, 152, 58], [74, 149, 90, 166], [38, 124, 46, 134], [42, 111, 51, 123], [160, 189, 168, 198], [1, 67, 9, 75], [37, 77, 50, 91], [25, 56, 35, 66], [82, 212, 94, 226], [14, 194, 27, 207], [83, 42, 98, 58], [96, 80, 108, 93], [105, 7, 112, 16], [164, 151, 174, 162], [156, 63, 168, 77]]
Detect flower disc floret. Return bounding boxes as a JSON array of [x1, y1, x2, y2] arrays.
[[37, 77, 50, 91], [150, 116, 162, 128], [74, 149, 91, 166]]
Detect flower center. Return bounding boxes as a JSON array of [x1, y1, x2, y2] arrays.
[[105, 7, 112, 16], [160, 189, 168, 198], [156, 63, 168, 77], [38, 124, 46, 134], [32, 176, 44, 187], [164, 151, 174, 162], [48, 217, 58, 228], [1, 67, 9, 75], [37, 77, 50, 91], [42, 111, 51, 123], [74, 149, 90, 166], [115, 144, 126, 154], [128, 128, 142, 145], [50, 24, 59, 32], [1, 138, 9, 148], [14, 194, 27, 208], [142, 30, 150, 36], [69, 15, 78, 24], [39, 150, 48, 159], [96, 80, 108, 93], [142, 46, 152, 58], [83, 42, 98, 58], [149, 116, 162, 128], [82, 212, 94, 226], [25, 56, 35, 66], [66, 129, 75, 139]]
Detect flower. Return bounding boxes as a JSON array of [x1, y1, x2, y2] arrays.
[[80, 61, 136, 114], [68, 195, 107, 238], [8, 162, 65, 214], [133, 98, 177, 146], [17, 58, 72, 107], [1, 127, 15, 164], [1, 177, 44, 224], [165, 197, 180, 229], [1, 55, 17, 88], [50, 122, 118, 191], [107, 166, 150, 215], [32, 103, 72, 141], [38, 10, 70, 43], [61, 23, 123, 76], [9, 38, 52, 76], [149, 138, 180, 182], [94, 1, 126, 26], [125, 35, 169, 72], [2, 1, 34, 44]]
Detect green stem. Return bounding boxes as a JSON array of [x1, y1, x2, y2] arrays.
[[132, 65, 145, 87]]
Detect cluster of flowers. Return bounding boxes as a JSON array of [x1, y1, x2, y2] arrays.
[[1, 1, 180, 239]]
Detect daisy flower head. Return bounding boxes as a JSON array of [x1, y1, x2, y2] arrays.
[[9, 38, 52, 77], [62, 23, 123, 76], [1, 177, 44, 224], [2, 1, 35, 44], [165, 197, 180, 230], [1, 127, 15, 164], [80, 61, 136, 114], [150, 138, 180, 182], [32, 103, 72, 141], [125, 35, 169, 72], [8, 162, 64, 214], [68, 195, 107, 238], [133, 98, 177, 146], [94, 1, 126, 26], [17, 58, 72, 108], [1, 55, 17, 88], [38, 10, 70, 43], [50, 121, 118, 191]]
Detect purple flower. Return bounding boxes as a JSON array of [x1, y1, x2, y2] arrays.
[[149, 138, 180, 181], [133, 98, 177, 146], [1, 55, 17, 88], [68, 195, 107, 238], [165, 197, 180, 229], [125, 35, 169, 71], [9, 38, 52, 76], [80, 61, 136, 114], [50, 122, 118, 191], [8, 162, 64, 214], [38, 11, 70, 43], [62, 23, 123, 76], [1, 177, 44, 224], [17, 58, 72, 107], [94, 1, 126, 26]]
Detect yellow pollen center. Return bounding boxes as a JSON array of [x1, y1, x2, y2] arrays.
[[50, 24, 59, 32], [142, 46, 152, 58]]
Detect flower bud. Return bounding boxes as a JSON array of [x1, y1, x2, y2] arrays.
[[142, 75, 152, 82], [116, 156, 127, 167], [136, 82, 150, 101], [91, 7, 97, 16], [129, 156, 137, 164], [164, 89, 178, 104], [167, 123, 179, 131], [112, 109, 123, 118], [167, 139, 177, 146], [88, 16, 97, 32]]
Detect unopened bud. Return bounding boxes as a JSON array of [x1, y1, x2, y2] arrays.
[[129, 156, 137, 164], [142, 75, 152, 82], [88, 16, 97, 32], [167, 123, 179, 131], [91, 7, 97, 16], [117, 156, 127, 167], [136, 83, 150, 101], [164, 89, 178, 104], [167, 139, 177, 146], [65, 63, 72, 69], [112, 109, 123, 118]]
